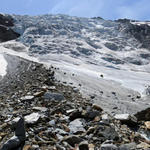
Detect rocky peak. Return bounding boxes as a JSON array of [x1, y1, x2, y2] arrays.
[[0, 14, 20, 42], [118, 19, 150, 50]]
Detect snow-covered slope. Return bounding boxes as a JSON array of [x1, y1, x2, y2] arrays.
[[1, 14, 150, 113]]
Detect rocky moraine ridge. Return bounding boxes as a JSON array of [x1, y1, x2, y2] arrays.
[[1, 14, 150, 150]]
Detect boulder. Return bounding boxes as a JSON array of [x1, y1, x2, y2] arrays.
[[69, 119, 86, 134], [79, 141, 89, 150], [1, 118, 25, 150], [25, 113, 40, 124], [43, 92, 65, 101], [63, 135, 83, 147], [96, 125, 119, 142], [114, 114, 137, 126], [135, 108, 150, 121]]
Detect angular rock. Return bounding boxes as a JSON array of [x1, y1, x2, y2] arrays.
[[84, 110, 100, 120], [1, 118, 25, 150], [69, 110, 83, 121], [66, 109, 77, 114], [101, 144, 118, 150], [20, 95, 34, 102], [25, 113, 40, 124], [63, 135, 83, 147], [43, 92, 65, 101], [33, 107, 47, 112], [92, 104, 103, 111], [114, 114, 137, 126], [33, 91, 45, 97], [55, 128, 68, 135], [96, 125, 119, 142], [135, 108, 150, 121], [69, 119, 86, 134], [49, 120, 56, 126], [79, 141, 89, 150], [145, 121, 150, 130], [119, 143, 137, 150]]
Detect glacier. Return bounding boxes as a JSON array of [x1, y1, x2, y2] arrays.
[[1, 14, 150, 113]]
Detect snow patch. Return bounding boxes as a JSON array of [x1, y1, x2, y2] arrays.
[[0, 53, 7, 77]]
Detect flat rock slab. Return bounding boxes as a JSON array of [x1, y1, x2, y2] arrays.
[[25, 113, 40, 124], [69, 119, 86, 134], [33, 107, 48, 112], [20, 96, 34, 101], [43, 92, 65, 101]]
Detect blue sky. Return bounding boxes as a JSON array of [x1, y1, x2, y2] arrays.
[[1, 0, 150, 20]]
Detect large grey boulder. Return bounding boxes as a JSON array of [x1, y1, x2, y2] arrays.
[[1, 118, 25, 150]]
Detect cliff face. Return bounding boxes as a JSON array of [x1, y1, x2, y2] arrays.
[[117, 19, 150, 50]]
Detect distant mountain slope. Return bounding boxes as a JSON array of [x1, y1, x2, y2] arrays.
[[0, 14, 150, 114]]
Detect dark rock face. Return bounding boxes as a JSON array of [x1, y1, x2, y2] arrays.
[[118, 21, 150, 50], [0, 14, 14, 27], [0, 14, 20, 42]]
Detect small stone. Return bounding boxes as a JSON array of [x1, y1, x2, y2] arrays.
[[94, 116, 101, 122], [87, 126, 97, 135], [49, 120, 55, 126], [69, 119, 86, 134], [145, 121, 150, 130], [100, 144, 118, 150], [62, 124, 70, 132], [97, 125, 119, 141], [137, 142, 150, 149], [33, 91, 45, 97], [32, 145, 40, 149], [119, 143, 137, 150], [0, 123, 8, 129], [55, 128, 68, 135], [69, 110, 82, 121], [79, 141, 89, 150], [85, 110, 100, 120], [101, 114, 110, 121], [23, 145, 32, 150], [33, 107, 48, 112], [92, 104, 103, 111], [63, 135, 83, 147], [48, 86, 56, 90], [20, 95, 34, 101], [66, 109, 76, 114], [89, 144, 95, 150], [25, 113, 40, 124]]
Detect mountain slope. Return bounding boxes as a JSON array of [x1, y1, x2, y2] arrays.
[[0, 14, 150, 114]]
